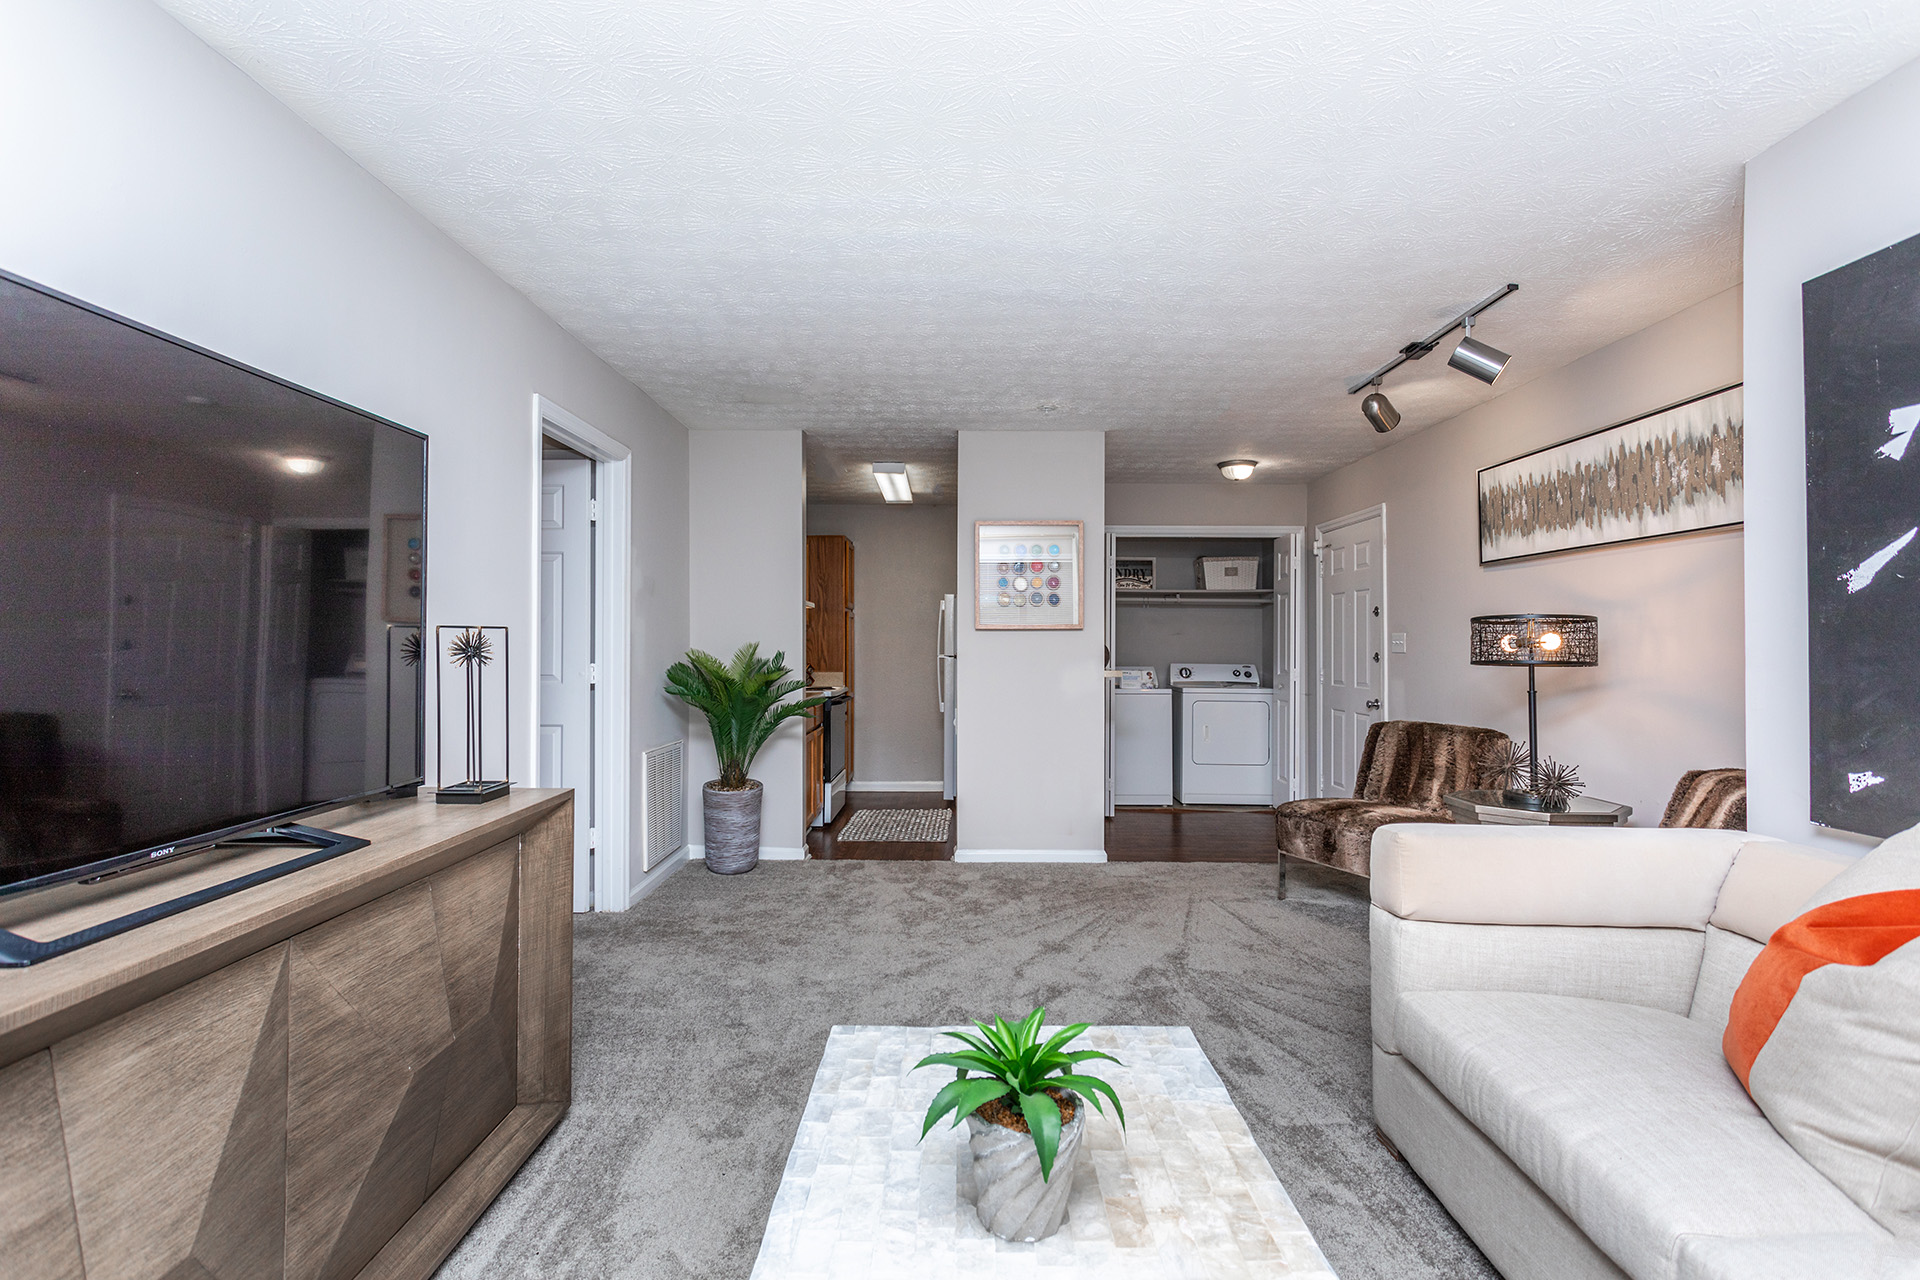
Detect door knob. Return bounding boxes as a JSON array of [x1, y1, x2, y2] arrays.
[[1365, 698, 1381, 711]]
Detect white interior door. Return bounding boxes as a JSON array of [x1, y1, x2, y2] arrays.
[[1317, 508, 1386, 797], [1104, 530, 1118, 818], [107, 498, 253, 839], [539, 455, 595, 911]]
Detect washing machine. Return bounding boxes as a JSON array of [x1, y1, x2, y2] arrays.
[[1170, 662, 1275, 806]]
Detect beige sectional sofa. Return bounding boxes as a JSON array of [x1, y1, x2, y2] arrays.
[[1368, 824, 1920, 1280]]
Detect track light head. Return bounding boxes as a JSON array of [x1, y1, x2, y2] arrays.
[[1449, 316, 1510, 385], [1361, 388, 1401, 434]]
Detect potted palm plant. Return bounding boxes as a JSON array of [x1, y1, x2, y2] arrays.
[[914, 1008, 1126, 1242], [665, 643, 825, 874]]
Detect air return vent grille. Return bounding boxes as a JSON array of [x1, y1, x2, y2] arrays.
[[640, 740, 686, 871]]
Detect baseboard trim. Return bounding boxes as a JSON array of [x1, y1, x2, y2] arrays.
[[953, 848, 1108, 863], [847, 780, 943, 792], [623, 853, 687, 907], [683, 844, 808, 864]]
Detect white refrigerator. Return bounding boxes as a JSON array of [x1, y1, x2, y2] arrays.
[[937, 593, 957, 800]]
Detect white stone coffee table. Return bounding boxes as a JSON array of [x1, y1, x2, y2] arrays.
[[750, 1025, 1338, 1278]]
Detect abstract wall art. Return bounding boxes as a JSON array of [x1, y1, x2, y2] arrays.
[[1804, 230, 1920, 837], [1477, 385, 1744, 564]]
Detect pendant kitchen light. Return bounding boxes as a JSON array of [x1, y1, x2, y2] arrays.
[[871, 462, 912, 503], [1216, 459, 1258, 481]]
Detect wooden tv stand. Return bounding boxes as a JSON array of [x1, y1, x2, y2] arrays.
[[0, 789, 573, 1280]]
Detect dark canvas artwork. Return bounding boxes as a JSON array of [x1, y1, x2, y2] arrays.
[[1805, 230, 1920, 837]]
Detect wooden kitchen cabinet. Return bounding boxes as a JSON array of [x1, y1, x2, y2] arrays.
[[805, 534, 855, 780]]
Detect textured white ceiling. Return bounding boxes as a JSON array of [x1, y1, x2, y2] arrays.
[[158, 0, 1920, 490]]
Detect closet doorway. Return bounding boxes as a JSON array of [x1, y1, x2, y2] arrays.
[[532, 396, 633, 912], [1103, 525, 1306, 820]]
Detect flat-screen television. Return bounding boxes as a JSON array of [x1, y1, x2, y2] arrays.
[[0, 270, 426, 901]]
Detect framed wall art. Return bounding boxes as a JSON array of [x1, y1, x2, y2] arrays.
[[1804, 230, 1920, 837], [973, 520, 1084, 629], [1477, 384, 1744, 564]]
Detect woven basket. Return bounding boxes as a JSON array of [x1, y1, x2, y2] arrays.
[[1195, 556, 1258, 590]]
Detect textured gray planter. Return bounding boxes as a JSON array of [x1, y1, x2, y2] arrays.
[[702, 780, 763, 874], [964, 1095, 1085, 1242]]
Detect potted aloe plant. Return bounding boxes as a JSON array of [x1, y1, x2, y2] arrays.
[[665, 644, 825, 874], [914, 1008, 1126, 1242]]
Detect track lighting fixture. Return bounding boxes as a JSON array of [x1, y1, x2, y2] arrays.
[[1346, 283, 1519, 431], [1448, 315, 1510, 385], [1216, 459, 1257, 481], [1360, 385, 1401, 434]]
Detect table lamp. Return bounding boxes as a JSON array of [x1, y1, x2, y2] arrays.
[[1469, 613, 1598, 802]]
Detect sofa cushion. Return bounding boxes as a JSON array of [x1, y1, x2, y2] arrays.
[[1674, 1233, 1920, 1280], [1727, 892, 1920, 1238], [1276, 800, 1444, 878], [1708, 839, 1852, 944], [1397, 990, 1875, 1280]]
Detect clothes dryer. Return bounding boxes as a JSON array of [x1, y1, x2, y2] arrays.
[[1169, 662, 1275, 806]]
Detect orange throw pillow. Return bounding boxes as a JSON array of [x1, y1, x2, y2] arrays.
[[1723, 888, 1920, 1090]]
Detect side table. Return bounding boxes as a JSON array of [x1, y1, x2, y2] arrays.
[[1443, 788, 1633, 826]]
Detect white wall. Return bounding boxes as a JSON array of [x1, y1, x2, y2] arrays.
[[688, 432, 808, 856], [1107, 482, 1309, 528], [805, 503, 958, 788], [1307, 288, 1746, 825], [1745, 56, 1920, 852], [0, 0, 692, 901], [955, 431, 1107, 859]]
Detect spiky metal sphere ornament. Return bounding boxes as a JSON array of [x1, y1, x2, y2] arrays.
[[401, 629, 423, 667], [1533, 758, 1585, 812], [449, 627, 493, 669], [1475, 738, 1532, 792]]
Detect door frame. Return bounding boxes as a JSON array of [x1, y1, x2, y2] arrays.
[[1313, 503, 1388, 798], [530, 395, 633, 911], [1105, 523, 1307, 811]]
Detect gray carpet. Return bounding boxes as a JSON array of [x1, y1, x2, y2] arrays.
[[437, 859, 1496, 1279]]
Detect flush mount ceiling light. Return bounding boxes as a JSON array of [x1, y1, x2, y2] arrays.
[[281, 455, 326, 475], [1448, 314, 1511, 385], [1346, 283, 1519, 430], [1216, 459, 1258, 481], [871, 461, 912, 503]]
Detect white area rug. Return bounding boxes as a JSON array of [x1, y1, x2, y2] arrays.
[[837, 809, 951, 842]]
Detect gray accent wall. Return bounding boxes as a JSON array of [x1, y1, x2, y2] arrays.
[[1306, 286, 1746, 824], [805, 503, 958, 787]]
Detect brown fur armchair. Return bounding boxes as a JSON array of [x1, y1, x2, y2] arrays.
[[1276, 719, 1510, 897], [1660, 768, 1746, 829]]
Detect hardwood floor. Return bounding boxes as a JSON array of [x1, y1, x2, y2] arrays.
[[806, 790, 954, 861], [806, 793, 1275, 863], [1104, 807, 1277, 863]]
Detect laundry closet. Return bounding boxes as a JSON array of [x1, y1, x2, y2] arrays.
[[1105, 528, 1303, 813]]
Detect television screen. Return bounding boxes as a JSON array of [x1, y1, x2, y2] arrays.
[[0, 272, 426, 892]]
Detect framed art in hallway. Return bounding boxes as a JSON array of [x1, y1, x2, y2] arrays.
[[1476, 384, 1744, 564], [973, 520, 1084, 629]]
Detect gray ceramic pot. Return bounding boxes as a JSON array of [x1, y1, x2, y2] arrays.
[[702, 780, 762, 874], [964, 1094, 1085, 1243]]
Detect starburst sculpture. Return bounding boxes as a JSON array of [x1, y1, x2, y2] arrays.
[[400, 629, 423, 668], [1533, 757, 1585, 811], [1476, 738, 1532, 792], [448, 628, 495, 784]]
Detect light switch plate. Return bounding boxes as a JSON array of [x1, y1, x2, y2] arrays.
[[1390, 633, 1407, 653]]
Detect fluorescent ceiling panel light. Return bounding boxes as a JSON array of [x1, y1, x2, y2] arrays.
[[872, 461, 911, 502]]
